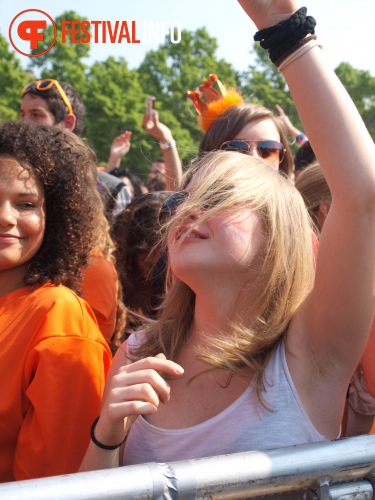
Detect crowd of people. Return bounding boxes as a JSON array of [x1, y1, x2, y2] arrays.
[[1, 0, 375, 485]]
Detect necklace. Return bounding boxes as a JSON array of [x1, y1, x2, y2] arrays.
[[222, 371, 234, 389]]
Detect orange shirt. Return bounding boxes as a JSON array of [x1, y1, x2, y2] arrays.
[[82, 253, 119, 344], [0, 283, 112, 482]]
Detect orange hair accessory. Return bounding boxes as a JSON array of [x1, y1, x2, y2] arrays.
[[187, 74, 243, 132]]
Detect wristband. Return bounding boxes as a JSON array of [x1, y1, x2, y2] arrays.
[[159, 139, 176, 150], [90, 416, 126, 450], [296, 133, 308, 145], [254, 7, 316, 65]]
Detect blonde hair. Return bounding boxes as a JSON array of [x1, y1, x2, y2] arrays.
[[131, 151, 315, 395], [295, 161, 331, 231]]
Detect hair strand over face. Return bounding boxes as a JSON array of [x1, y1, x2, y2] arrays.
[[130, 151, 315, 397]]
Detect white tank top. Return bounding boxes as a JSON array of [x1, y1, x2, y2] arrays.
[[122, 339, 325, 466]]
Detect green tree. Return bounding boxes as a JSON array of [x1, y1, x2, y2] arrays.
[[85, 56, 148, 176], [241, 46, 375, 141], [28, 11, 89, 96], [138, 28, 239, 165], [335, 62, 375, 138], [0, 33, 31, 123]]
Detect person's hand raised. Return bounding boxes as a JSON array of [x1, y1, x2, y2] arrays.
[[275, 104, 301, 138], [143, 110, 173, 143], [109, 131, 132, 159], [237, 0, 299, 30]]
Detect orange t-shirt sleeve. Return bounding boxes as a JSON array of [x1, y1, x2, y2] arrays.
[[82, 255, 119, 344], [13, 300, 111, 480]]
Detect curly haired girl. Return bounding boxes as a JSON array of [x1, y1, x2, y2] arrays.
[[0, 122, 112, 481]]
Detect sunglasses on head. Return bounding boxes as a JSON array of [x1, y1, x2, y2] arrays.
[[159, 190, 189, 224], [220, 139, 285, 164], [22, 79, 73, 116]]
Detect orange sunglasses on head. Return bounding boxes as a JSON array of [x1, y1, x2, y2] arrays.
[[22, 79, 73, 116]]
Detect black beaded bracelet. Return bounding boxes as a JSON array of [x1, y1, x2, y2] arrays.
[[254, 7, 316, 65], [90, 416, 126, 451]]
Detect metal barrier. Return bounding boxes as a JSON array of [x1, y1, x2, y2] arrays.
[[1, 434, 375, 499]]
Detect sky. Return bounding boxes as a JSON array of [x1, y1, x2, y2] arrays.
[[1, 0, 375, 77]]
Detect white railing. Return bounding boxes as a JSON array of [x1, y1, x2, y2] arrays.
[[1, 434, 375, 499]]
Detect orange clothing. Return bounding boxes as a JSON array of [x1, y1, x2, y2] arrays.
[[82, 253, 119, 344], [0, 283, 112, 482]]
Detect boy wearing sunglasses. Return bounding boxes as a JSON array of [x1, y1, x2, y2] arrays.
[[20, 79, 133, 215], [20, 79, 85, 136]]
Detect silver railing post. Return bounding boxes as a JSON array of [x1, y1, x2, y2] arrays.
[[0, 434, 374, 499]]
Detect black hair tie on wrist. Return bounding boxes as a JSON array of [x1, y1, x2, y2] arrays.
[[254, 7, 316, 65], [90, 416, 127, 450]]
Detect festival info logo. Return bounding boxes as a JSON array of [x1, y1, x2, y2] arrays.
[[9, 10, 57, 57], [9, 10, 182, 58]]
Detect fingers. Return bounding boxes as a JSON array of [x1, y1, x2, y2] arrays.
[[107, 400, 159, 420], [112, 131, 131, 146], [142, 114, 155, 132], [124, 355, 184, 377], [114, 375, 165, 404], [112, 369, 168, 404], [152, 110, 159, 124], [124, 130, 132, 142], [97, 355, 184, 445], [119, 131, 131, 144], [143, 112, 157, 122], [105, 356, 184, 419], [275, 104, 285, 116]]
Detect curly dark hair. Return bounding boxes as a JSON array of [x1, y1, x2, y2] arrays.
[[0, 122, 97, 294], [21, 81, 86, 136], [111, 192, 170, 315]]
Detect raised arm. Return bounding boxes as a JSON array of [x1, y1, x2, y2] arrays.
[[143, 111, 183, 191], [275, 104, 308, 145], [106, 131, 132, 172], [238, 0, 375, 434]]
